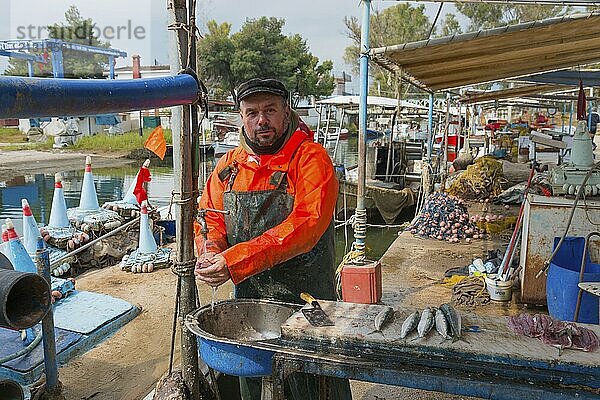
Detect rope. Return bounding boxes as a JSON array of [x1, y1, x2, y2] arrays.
[[335, 242, 366, 300], [352, 208, 368, 252], [0, 330, 42, 363], [171, 258, 196, 277], [334, 218, 408, 230], [343, 181, 349, 254]]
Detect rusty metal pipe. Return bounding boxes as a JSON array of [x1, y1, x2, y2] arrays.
[[0, 269, 50, 330], [0, 379, 24, 400]]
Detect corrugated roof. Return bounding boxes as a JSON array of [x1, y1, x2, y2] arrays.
[[370, 12, 600, 92]]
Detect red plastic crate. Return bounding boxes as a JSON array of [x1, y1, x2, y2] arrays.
[[341, 261, 382, 304]]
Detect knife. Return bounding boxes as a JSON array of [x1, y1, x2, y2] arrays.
[[300, 292, 334, 327]]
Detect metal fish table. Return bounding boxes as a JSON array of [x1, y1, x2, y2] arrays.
[[186, 299, 600, 400]]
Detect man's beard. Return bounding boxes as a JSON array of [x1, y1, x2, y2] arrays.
[[253, 124, 280, 146]]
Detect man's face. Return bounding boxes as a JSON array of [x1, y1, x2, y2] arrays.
[[240, 93, 290, 147]]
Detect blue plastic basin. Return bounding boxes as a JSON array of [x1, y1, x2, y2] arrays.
[[186, 299, 297, 377], [198, 337, 274, 377], [547, 237, 600, 324]]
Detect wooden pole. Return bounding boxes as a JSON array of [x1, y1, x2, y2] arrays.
[[167, 1, 202, 398]]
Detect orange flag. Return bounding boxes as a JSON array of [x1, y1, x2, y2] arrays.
[[144, 125, 167, 160]]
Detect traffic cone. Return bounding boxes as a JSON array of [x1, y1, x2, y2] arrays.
[[79, 155, 99, 211], [122, 159, 151, 205], [138, 200, 157, 254], [49, 173, 71, 229], [4, 219, 37, 274], [22, 199, 42, 256], [1, 224, 7, 242]]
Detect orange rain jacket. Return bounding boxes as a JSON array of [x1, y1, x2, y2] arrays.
[[194, 128, 339, 285]]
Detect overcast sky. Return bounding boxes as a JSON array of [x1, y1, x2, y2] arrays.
[[1, 0, 458, 85]]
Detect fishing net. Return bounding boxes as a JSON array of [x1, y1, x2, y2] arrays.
[[407, 192, 482, 242], [475, 216, 517, 235], [446, 156, 508, 200], [450, 276, 490, 308]]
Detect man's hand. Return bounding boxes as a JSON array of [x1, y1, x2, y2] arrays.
[[196, 251, 217, 269], [194, 254, 231, 287]]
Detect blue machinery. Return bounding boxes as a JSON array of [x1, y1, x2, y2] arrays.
[[0, 39, 127, 78]]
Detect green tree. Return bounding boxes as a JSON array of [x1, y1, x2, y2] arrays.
[[6, 6, 111, 78], [197, 21, 236, 99], [198, 17, 334, 105], [440, 13, 463, 37], [455, 4, 570, 31], [343, 3, 432, 96]]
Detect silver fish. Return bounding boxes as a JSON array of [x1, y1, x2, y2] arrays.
[[374, 306, 394, 333], [435, 308, 450, 340], [417, 307, 436, 338], [400, 310, 420, 339], [440, 303, 462, 342]]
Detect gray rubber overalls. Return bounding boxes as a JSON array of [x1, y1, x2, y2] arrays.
[[219, 149, 352, 400]]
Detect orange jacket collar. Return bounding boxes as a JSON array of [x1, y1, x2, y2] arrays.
[[232, 129, 309, 171]]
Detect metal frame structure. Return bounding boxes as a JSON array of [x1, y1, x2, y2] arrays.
[[0, 39, 127, 78], [271, 350, 599, 400]]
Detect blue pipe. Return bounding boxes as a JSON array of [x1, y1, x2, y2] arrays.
[[52, 50, 64, 78], [109, 56, 115, 79], [35, 239, 60, 395], [0, 73, 200, 119]]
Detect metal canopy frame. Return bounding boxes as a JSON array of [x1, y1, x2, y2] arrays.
[[370, 12, 600, 92], [459, 84, 570, 104]]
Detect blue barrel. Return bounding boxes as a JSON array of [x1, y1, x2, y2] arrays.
[[547, 236, 600, 324]]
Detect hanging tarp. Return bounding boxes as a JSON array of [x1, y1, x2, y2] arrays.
[[95, 114, 120, 126], [513, 70, 600, 86], [371, 12, 600, 92], [0, 73, 200, 119]]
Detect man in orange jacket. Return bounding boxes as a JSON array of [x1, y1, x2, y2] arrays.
[[194, 78, 351, 399]]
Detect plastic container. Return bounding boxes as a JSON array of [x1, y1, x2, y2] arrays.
[[547, 236, 600, 324], [341, 260, 382, 304], [484, 275, 513, 301], [186, 300, 296, 377]]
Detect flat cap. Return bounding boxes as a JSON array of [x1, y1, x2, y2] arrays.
[[236, 78, 289, 104]]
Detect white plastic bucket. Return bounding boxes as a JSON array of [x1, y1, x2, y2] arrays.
[[485, 275, 513, 301]]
